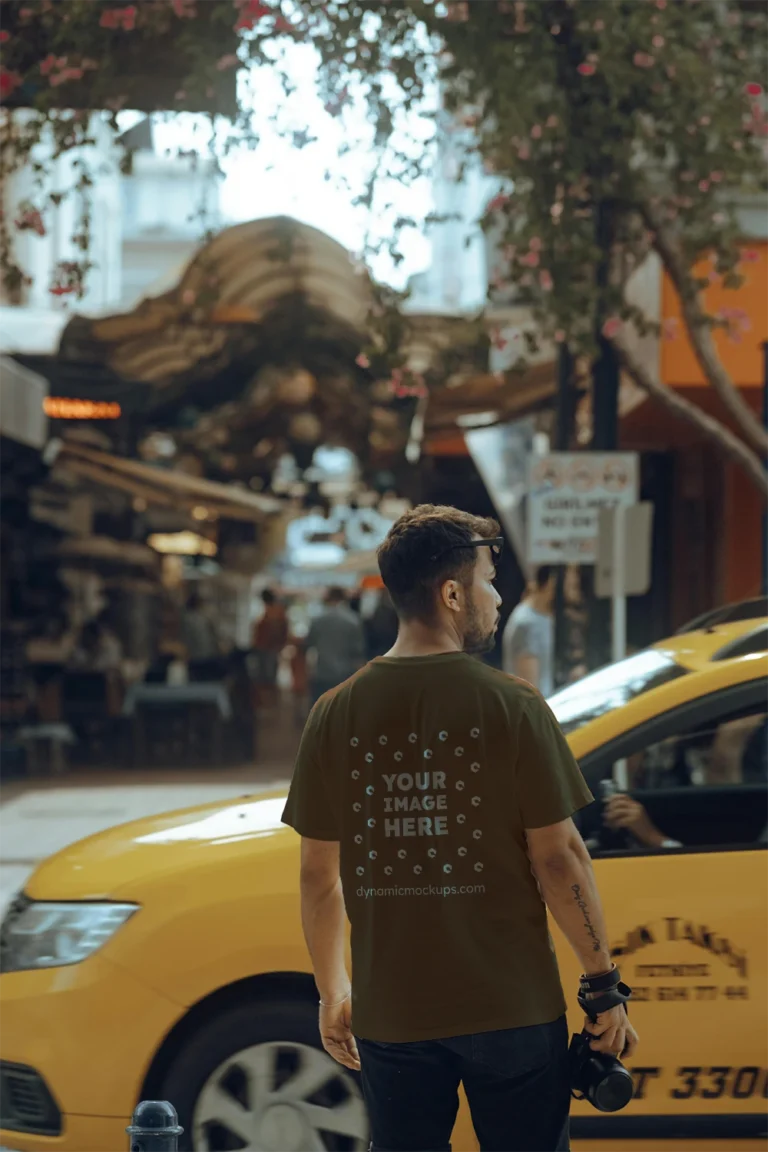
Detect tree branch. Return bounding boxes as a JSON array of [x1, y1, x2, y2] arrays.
[[613, 331, 768, 502], [642, 201, 768, 459]]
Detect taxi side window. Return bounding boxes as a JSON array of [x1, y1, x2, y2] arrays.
[[595, 705, 768, 854], [629, 710, 767, 792]]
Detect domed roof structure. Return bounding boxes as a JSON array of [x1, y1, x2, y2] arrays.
[[59, 216, 371, 396]]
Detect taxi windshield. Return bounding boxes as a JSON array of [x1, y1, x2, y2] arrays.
[[548, 650, 689, 735]]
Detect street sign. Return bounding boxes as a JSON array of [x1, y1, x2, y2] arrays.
[[595, 503, 654, 599], [527, 452, 639, 565]]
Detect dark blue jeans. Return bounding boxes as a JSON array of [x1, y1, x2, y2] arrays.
[[357, 1015, 570, 1152]]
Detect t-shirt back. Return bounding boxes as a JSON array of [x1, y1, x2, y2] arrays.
[[281, 651, 593, 1043]]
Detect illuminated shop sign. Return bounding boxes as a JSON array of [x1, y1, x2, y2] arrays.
[[148, 532, 217, 557], [43, 398, 122, 420]]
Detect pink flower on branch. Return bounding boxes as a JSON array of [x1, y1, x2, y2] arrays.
[[745, 82, 763, 97], [539, 269, 553, 291], [601, 317, 623, 339], [234, 0, 271, 31], [445, 2, 470, 21], [0, 30, 9, 43], [355, 353, 370, 369], [99, 6, 137, 30], [14, 206, 46, 236], [577, 62, 596, 76], [171, 0, 197, 16], [40, 54, 66, 76], [50, 67, 84, 87], [519, 250, 540, 268], [633, 52, 655, 68], [0, 69, 23, 99]]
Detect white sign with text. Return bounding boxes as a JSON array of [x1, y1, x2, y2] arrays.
[[527, 452, 639, 565]]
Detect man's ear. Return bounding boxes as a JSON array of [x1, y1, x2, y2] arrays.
[[440, 578, 463, 614]]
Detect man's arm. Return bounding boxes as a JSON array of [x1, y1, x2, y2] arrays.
[[299, 838, 350, 1002], [515, 652, 540, 687], [527, 816, 639, 1058], [299, 838, 360, 1070], [526, 817, 612, 973], [503, 618, 540, 685]]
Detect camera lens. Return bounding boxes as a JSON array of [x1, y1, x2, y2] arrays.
[[593, 1067, 635, 1113]]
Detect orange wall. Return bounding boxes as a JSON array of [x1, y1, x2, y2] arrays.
[[661, 242, 768, 389]]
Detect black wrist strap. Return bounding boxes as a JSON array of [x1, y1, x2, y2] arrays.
[[579, 966, 621, 994], [578, 981, 632, 1019]]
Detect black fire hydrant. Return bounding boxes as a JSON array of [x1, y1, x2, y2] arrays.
[[126, 1100, 184, 1151]]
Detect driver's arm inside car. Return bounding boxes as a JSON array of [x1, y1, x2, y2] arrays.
[[603, 793, 672, 849]]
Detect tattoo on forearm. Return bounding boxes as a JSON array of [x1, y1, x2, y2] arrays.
[[571, 883, 601, 952]]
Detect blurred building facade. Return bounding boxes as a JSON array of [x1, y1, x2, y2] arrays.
[[410, 130, 767, 647]]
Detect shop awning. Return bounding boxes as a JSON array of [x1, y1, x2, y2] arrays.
[[423, 360, 648, 453], [57, 442, 282, 522], [57, 216, 371, 393], [425, 360, 558, 439]]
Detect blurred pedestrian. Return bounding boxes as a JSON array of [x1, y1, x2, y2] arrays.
[[252, 588, 288, 708], [288, 634, 309, 728], [70, 613, 123, 674], [364, 587, 399, 659], [180, 591, 223, 682], [305, 587, 365, 704], [283, 504, 637, 1152], [502, 566, 556, 697]]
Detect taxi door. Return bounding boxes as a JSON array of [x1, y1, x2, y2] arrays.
[[562, 679, 768, 1150]]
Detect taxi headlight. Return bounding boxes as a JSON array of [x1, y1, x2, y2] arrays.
[[0, 897, 138, 973]]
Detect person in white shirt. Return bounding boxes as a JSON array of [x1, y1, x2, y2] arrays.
[[502, 567, 556, 696]]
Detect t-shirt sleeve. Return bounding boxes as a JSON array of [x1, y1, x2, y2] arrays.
[[281, 700, 340, 840], [511, 618, 539, 658], [516, 694, 594, 829]]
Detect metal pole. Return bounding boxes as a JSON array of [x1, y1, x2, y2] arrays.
[[555, 342, 574, 452], [762, 341, 768, 595], [554, 343, 573, 686], [587, 200, 620, 672], [612, 505, 629, 792], [611, 504, 627, 665]]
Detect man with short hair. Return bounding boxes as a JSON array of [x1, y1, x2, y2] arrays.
[[306, 586, 366, 705], [282, 504, 637, 1152], [502, 565, 557, 697]]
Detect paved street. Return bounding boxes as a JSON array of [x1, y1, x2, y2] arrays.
[[0, 706, 298, 913]]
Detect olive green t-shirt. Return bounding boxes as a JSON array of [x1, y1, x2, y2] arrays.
[[281, 652, 593, 1043]]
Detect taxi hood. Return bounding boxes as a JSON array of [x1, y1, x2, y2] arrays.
[[25, 791, 293, 902]]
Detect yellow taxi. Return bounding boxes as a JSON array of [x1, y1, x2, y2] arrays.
[[1, 619, 766, 1152]]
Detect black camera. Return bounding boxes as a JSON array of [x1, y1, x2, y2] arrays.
[[569, 1031, 635, 1113]]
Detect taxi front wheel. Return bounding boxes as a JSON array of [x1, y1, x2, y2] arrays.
[[159, 998, 369, 1151]]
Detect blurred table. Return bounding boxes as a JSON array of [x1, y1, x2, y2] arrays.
[[123, 683, 231, 768]]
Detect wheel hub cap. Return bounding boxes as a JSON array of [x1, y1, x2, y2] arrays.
[[258, 1103, 308, 1151], [193, 1037, 368, 1150]]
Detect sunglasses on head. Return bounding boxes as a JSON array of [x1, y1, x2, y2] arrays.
[[430, 536, 505, 564]]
